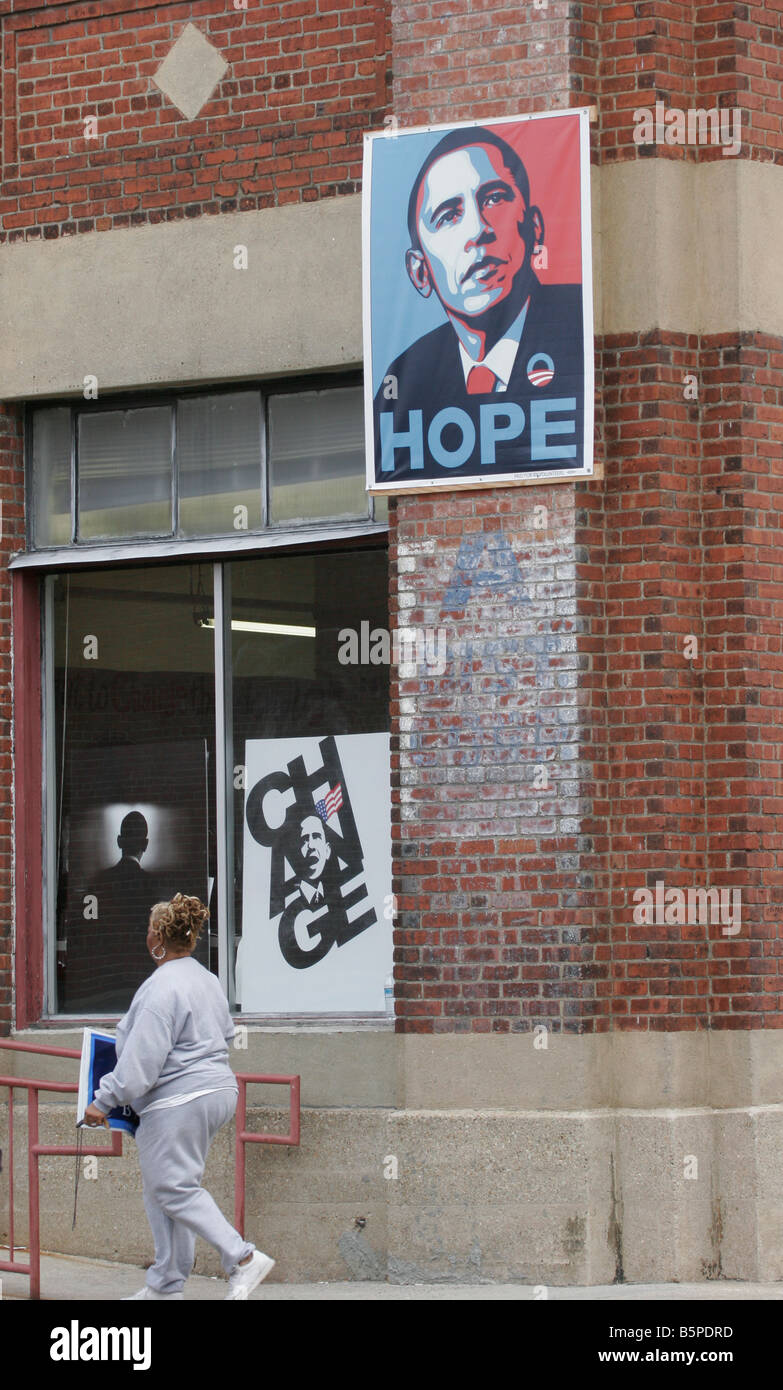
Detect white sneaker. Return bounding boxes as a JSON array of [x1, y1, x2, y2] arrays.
[[122, 1286, 184, 1300], [225, 1250, 275, 1300]]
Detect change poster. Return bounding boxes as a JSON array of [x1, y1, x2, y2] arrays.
[[237, 733, 392, 1013]]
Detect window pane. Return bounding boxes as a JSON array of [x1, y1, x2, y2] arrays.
[[373, 493, 388, 524], [268, 387, 367, 525], [32, 408, 72, 547], [52, 564, 216, 1013], [78, 408, 172, 540], [178, 393, 262, 537], [230, 549, 391, 1014]]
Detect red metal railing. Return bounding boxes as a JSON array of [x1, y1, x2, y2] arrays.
[[0, 1039, 301, 1299], [0, 1038, 122, 1300], [234, 1072, 301, 1236]]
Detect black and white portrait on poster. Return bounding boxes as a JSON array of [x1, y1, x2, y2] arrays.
[[237, 733, 392, 1013], [60, 739, 211, 1012]]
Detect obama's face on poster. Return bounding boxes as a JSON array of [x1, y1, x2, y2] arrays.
[[405, 142, 543, 324], [298, 814, 330, 885]]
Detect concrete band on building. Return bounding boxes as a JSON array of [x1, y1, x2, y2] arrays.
[[1, 1, 783, 1285]]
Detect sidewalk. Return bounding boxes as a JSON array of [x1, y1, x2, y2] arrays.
[[2, 1252, 782, 1300]]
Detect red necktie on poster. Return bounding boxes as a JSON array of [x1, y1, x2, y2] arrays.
[[466, 365, 497, 394]]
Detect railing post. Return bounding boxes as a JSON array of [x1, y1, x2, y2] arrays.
[[290, 1076, 301, 1147], [234, 1078, 246, 1237], [233, 1074, 300, 1249], [27, 1088, 40, 1301], [8, 1083, 15, 1262]]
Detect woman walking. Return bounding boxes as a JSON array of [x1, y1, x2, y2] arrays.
[[83, 893, 274, 1301]]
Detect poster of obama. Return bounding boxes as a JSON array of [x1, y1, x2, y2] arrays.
[[236, 733, 392, 1013], [363, 108, 594, 493]]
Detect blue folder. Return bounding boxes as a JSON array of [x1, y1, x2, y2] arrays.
[[77, 1028, 140, 1134]]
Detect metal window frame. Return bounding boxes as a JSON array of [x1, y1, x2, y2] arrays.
[[42, 576, 58, 1014], [213, 560, 234, 1007]]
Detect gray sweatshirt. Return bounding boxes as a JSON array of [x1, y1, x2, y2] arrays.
[[94, 957, 237, 1115]]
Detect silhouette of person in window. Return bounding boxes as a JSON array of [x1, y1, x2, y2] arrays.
[[64, 811, 160, 1013]]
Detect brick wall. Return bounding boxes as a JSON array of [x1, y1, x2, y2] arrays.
[[390, 0, 575, 127], [389, 2, 783, 1032], [582, 6, 783, 1030], [700, 333, 783, 1026], [597, 1, 782, 164], [598, 332, 709, 1029], [586, 5, 783, 1030], [387, 0, 600, 1033], [0, 0, 390, 241], [390, 486, 603, 1032]]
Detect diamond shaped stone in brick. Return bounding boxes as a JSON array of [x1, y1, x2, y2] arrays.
[[153, 23, 228, 122]]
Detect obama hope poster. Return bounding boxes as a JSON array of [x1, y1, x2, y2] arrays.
[[363, 108, 594, 493]]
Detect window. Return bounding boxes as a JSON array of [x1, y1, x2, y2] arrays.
[[178, 394, 263, 537], [28, 383, 387, 550], [51, 565, 217, 1012], [78, 407, 172, 541], [268, 387, 367, 524], [228, 551, 390, 1013], [31, 407, 71, 548], [29, 380, 392, 1018], [47, 551, 390, 1017]]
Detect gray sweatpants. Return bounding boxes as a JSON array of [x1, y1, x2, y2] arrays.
[[135, 1089, 254, 1294]]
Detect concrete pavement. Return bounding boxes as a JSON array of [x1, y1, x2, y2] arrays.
[[2, 1251, 782, 1300]]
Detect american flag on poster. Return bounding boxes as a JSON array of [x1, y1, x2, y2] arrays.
[[315, 783, 343, 823]]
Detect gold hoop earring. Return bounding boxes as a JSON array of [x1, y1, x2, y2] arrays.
[[151, 942, 166, 961]]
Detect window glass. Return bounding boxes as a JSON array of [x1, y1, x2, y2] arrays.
[[29, 383, 386, 550], [31, 408, 72, 547], [230, 550, 391, 1014], [178, 393, 263, 537], [52, 564, 216, 1013], [268, 387, 367, 524], [77, 408, 172, 540]]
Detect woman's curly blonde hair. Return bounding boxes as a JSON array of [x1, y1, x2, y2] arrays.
[[150, 893, 209, 950]]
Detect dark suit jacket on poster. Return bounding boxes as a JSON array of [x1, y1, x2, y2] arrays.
[[373, 280, 585, 483]]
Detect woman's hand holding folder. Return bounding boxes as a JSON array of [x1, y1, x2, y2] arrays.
[[81, 1102, 110, 1128]]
